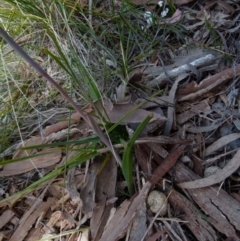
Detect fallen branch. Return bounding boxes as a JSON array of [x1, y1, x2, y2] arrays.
[[147, 52, 218, 87]]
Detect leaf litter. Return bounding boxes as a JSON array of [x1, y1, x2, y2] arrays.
[[2, 0, 240, 241]]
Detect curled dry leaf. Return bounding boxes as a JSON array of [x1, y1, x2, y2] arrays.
[[178, 148, 240, 189], [205, 133, 240, 157], [164, 73, 188, 136], [186, 121, 223, 134]]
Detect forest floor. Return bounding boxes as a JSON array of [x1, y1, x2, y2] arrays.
[[1, 0, 240, 240]]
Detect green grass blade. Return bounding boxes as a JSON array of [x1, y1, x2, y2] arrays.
[[122, 114, 152, 195]]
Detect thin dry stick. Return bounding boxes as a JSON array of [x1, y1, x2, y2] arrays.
[[0, 27, 121, 166]]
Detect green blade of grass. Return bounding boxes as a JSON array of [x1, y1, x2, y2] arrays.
[[122, 114, 152, 195]]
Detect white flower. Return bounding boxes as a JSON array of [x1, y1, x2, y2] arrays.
[[158, 0, 163, 7], [144, 11, 153, 26], [161, 8, 169, 18]]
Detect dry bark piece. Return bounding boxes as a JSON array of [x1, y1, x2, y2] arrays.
[[129, 201, 147, 241], [163, 220, 188, 241], [177, 99, 210, 124], [167, 189, 217, 241], [174, 162, 240, 239], [149, 144, 186, 186], [0, 210, 15, 229], [99, 182, 152, 241], [9, 197, 55, 241], [147, 143, 168, 158], [177, 65, 240, 101]]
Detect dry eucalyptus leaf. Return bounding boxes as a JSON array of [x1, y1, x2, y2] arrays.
[[0, 147, 61, 177], [95, 99, 167, 126], [205, 133, 240, 157], [80, 157, 102, 217], [178, 148, 240, 189], [90, 155, 117, 241]]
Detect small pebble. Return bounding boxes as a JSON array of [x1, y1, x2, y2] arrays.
[[147, 190, 168, 216], [204, 166, 221, 177]]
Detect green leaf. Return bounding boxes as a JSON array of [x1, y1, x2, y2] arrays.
[[122, 114, 152, 195]]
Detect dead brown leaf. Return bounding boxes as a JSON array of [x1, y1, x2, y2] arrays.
[[80, 157, 103, 217], [91, 155, 117, 241], [95, 100, 167, 127], [165, 9, 182, 24], [0, 147, 61, 177]]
